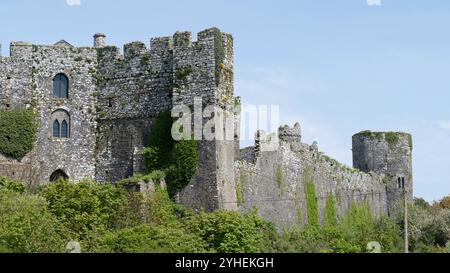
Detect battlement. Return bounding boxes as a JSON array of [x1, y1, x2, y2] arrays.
[[278, 123, 302, 144]]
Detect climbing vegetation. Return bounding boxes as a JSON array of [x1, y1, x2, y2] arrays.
[[324, 193, 337, 228], [0, 109, 38, 160], [143, 111, 199, 198], [303, 168, 319, 228]]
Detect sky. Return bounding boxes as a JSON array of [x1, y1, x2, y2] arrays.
[[0, 0, 449, 202]]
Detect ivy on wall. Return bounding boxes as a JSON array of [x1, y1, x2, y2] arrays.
[[143, 111, 199, 198], [303, 168, 319, 228], [0, 109, 38, 160], [324, 193, 337, 228]]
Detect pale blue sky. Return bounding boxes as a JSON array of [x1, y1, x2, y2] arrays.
[[1, 0, 449, 202]]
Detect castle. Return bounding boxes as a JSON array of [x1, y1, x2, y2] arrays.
[[0, 28, 412, 228]]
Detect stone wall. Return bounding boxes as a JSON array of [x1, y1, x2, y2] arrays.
[[172, 29, 238, 212], [235, 126, 388, 229], [95, 37, 173, 183], [353, 131, 413, 214], [1, 41, 99, 184], [0, 29, 413, 225]]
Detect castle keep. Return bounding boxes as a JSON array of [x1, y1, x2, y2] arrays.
[[0, 28, 412, 228]]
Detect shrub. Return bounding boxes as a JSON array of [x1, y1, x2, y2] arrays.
[[41, 179, 126, 244], [186, 210, 274, 253], [94, 224, 206, 253], [0, 193, 70, 253], [0, 177, 26, 194], [0, 109, 38, 160]]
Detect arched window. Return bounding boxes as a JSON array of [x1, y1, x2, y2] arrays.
[[53, 73, 69, 99], [61, 120, 69, 138], [53, 120, 60, 138], [50, 169, 69, 182], [51, 109, 71, 139]]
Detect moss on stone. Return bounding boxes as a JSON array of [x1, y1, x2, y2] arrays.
[[140, 54, 150, 67], [275, 165, 284, 197], [384, 132, 400, 148], [175, 66, 192, 82], [213, 28, 225, 87], [356, 130, 411, 149]]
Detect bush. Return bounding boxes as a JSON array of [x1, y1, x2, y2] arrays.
[[94, 224, 206, 253], [0, 109, 38, 160], [0, 193, 70, 253], [41, 179, 126, 245], [0, 177, 26, 194], [186, 210, 274, 253]]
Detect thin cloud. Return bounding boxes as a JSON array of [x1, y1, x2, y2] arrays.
[[367, 0, 382, 6], [66, 0, 81, 6]]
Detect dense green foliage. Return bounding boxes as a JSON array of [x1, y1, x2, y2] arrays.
[[144, 111, 175, 170], [391, 197, 450, 253], [0, 177, 26, 194], [143, 111, 199, 197], [186, 210, 275, 253], [303, 169, 319, 228], [1, 176, 449, 253], [0, 192, 70, 253], [0, 109, 38, 160], [324, 193, 337, 228], [41, 179, 127, 249], [165, 139, 199, 196]]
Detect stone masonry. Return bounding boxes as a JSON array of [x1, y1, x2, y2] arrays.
[[0, 28, 413, 228]]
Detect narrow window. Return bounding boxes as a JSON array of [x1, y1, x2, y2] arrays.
[[398, 177, 402, 189], [108, 97, 113, 107], [61, 120, 69, 138], [53, 120, 60, 138], [401, 177, 405, 190], [53, 73, 69, 99]]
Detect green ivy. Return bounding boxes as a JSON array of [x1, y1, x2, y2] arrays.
[[0, 109, 38, 160], [144, 111, 175, 171], [303, 168, 319, 228], [165, 139, 199, 197], [175, 66, 192, 82], [275, 165, 284, 197], [144, 111, 199, 198], [324, 193, 337, 228]]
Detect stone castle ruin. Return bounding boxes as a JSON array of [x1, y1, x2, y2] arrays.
[[0, 28, 412, 228]]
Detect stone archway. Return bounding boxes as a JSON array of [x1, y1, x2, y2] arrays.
[[50, 169, 69, 182]]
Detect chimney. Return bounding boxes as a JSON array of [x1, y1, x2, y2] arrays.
[[93, 33, 106, 48]]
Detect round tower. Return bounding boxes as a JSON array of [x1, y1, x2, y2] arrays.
[[352, 131, 413, 214], [93, 33, 106, 48]]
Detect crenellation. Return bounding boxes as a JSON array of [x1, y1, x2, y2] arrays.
[[0, 28, 413, 229]]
